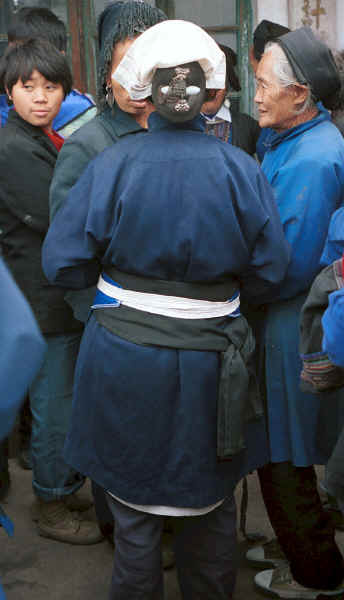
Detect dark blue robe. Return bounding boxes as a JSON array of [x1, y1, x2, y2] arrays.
[[42, 113, 289, 507]]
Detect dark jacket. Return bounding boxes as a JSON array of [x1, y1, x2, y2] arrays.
[[231, 111, 261, 157], [0, 111, 82, 334], [49, 104, 143, 220]]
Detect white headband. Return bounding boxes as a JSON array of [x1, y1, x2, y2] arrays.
[[112, 19, 226, 100]]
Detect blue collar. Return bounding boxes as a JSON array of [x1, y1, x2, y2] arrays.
[[266, 103, 331, 149], [148, 111, 205, 133]]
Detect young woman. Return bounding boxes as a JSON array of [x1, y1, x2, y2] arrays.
[[0, 39, 101, 545]]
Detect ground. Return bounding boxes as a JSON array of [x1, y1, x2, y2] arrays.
[[1, 462, 343, 599]]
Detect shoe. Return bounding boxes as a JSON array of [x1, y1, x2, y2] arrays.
[[17, 447, 32, 470], [246, 538, 288, 569], [0, 469, 10, 501], [36, 499, 103, 545], [254, 565, 344, 599], [31, 491, 93, 522]]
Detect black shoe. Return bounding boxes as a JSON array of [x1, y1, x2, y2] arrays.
[[0, 469, 10, 501], [17, 447, 32, 470]]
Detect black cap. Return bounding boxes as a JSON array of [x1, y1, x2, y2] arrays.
[[277, 26, 340, 108]]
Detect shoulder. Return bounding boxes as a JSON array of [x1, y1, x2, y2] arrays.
[[273, 120, 344, 173], [61, 111, 118, 152]]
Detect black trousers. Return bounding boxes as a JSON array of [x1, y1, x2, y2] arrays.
[[258, 461, 344, 590]]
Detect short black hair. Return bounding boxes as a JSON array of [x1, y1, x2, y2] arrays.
[[7, 7, 67, 52], [219, 44, 241, 92], [0, 38, 72, 98]]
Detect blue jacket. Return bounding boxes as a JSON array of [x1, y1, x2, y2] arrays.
[[262, 106, 344, 300], [322, 288, 344, 366], [256, 106, 344, 466], [42, 113, 289, 507], [0, 258, 45, 441]]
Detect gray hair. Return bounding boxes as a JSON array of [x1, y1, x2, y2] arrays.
[[263, 41, 316, 114]]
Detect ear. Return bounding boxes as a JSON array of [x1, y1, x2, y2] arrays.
[[293, 84, 309, 109], [5, 87, 12, 100]]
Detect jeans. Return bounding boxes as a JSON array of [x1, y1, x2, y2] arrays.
[[107, 495, 238, 600], [30, 332, 84, 502]]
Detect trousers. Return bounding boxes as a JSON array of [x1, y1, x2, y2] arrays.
[[107, 494, 238, 600], [258, 461, 344, 589], [30, 332, 84, 501]]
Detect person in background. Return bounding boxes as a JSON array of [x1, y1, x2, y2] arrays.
[[250, 19, 290, 74], [0, 6, 96, 136], [246, 27, 344, 599], [0, 256, 45, 600], [249, 20, 290, 162], [42, 19, 290, 599], [0, 38, 102, 545], [331, 51, 344, 136], [201, 43, 261, 157], [0, 5, 97, 485], [48, 0, 167, 549]]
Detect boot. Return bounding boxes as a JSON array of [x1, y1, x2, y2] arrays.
[[36, 499, 103, 545], [31, 491, 93, 522]]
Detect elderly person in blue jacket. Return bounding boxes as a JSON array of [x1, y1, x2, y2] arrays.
[[42, 19, 290, 600], [0, 257, 45, 600], [245, 26, 344, 599]]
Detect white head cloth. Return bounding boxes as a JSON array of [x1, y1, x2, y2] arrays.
[[112, 19, 226, 100]]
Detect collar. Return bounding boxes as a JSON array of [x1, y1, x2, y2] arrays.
[[266, 103, 330, 149], [7, 109, 56, 142], [148, 111, 205, 133], [201, 99, 232, 124], [100, 104, 144, 137]]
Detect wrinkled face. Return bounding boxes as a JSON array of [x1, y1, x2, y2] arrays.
[[152, 62, 206, 123], [255, 51, 297, 132], [8, 70, 64, 132], [109, 36, 149, 115]]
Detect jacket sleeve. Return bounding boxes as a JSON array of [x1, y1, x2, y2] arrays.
[[237, 167, 290, 304], [0, 258, 45, 440], [43, 151, 120, 288], [0, 136, 53, 233], [271, 154, 344, 300]]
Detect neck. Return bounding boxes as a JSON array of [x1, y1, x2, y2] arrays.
[[134, 104, 156, 129], [275, 106, 319, 134]]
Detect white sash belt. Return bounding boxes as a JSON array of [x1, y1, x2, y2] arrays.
[[96, 275, 240, 320]]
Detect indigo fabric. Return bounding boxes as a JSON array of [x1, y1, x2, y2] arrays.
[[43, 112, 289, 507]]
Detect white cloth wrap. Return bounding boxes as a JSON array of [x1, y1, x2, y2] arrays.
[[96, 275, 240, 320], [113, 19, 226, 100]]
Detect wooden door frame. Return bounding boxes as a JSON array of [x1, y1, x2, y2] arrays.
[[67, 0, 97, 96]]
